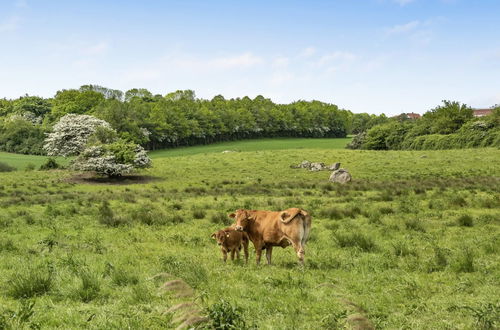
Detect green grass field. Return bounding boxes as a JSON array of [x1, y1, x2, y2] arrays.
[[149, 137, 352, 158], [0, 152, 69, 171], [0, 138, 351, 170], [0, 141, 499, 329]]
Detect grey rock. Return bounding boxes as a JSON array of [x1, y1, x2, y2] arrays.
[[329, 162, 341, 171], [329, 168, 352, 184]]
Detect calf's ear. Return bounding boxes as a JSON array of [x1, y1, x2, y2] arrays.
[[210, 233, 216, 239], [228, 212, 236, 218]]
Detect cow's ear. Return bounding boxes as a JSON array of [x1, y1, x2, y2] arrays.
[[228, 212, 236, 218], [211, 233, 216, 239]]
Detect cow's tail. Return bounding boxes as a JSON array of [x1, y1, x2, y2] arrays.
[[300, 210, 312, 247]]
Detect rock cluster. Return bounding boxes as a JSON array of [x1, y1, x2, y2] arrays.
[[291, 160, 340, 172], [291, 160, 352, 184]]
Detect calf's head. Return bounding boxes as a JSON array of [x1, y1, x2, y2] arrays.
[[211, 230, 229, 246], [229, 209, 252, 232]]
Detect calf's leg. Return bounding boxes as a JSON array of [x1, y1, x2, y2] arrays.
[[243, 241, 249, 264], [222, 249, 228, 262], [230, 249, 236, 260]]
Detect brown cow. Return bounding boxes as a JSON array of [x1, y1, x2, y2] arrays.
[[211, 227, 249, 263], [230, 208, 311, 265]]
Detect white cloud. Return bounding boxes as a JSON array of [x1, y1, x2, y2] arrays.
[[386, 20, 420, 35], [272, 56, 290, 68], [168, 52, 264, 72], [316, 51, 357, 66], [84, 41, 109, 56], [270, 71, 294, 86], [210, 52, 263, 69], [299, 47, 316, 57], [0, 15, 20, 33]]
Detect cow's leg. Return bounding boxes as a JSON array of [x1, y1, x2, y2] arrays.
[[254, 243, 264, 265], [230, 249, 236, 260], [222, 249, 228, 262], [266, 246, 273, 265], [236, 247, 240, 260], [291, 239, 305, 265]]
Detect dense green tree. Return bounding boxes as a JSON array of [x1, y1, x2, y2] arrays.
[[125, 88, 153, 102], [0, 99, 13, 116], [0, 118, 46, 154], [422, 100, 473, 134], [13, 95, 52, 117], [80, 85, 123, 100], [50, 89, 105, 119]]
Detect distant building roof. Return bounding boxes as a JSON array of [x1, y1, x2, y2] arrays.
[[472, 109, 493, 117], [392, 112, 421, 120], [406, 112, 421, 119]]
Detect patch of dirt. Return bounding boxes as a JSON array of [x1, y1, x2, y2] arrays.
[[65, 172, 163, 185]]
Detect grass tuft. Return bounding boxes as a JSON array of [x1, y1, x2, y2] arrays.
[[333, 232, 376, 252], [457, 214, 474, 227], [8, 264, 54, 299]]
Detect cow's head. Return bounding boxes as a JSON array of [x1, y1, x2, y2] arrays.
[[229, 209, 252, 232], [211, 230, 230, 246]]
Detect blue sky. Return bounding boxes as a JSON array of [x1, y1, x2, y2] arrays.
[[1, 0, 499, 115]]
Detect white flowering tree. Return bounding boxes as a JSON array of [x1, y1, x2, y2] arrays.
[[44, 114, 112, 156], [44, 114, 152, 177]]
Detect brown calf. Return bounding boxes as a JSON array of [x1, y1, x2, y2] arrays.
[[211, 228, 249, 263]]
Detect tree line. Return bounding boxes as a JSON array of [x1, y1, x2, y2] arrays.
[[0, 85, 388, 155], [348, 101, 500, 150]]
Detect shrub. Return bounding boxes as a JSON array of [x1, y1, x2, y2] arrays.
[[346, 132, 365, 149], [0, 162, 15, 172], [8, 264, 54, 298], [39, 158, 60, 170], [457, 214, 474, 227], [205, 300, 247, 330]]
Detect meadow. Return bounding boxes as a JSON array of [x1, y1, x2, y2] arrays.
[[0, 152, 69, 171], [0, 140, 499, 329]]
